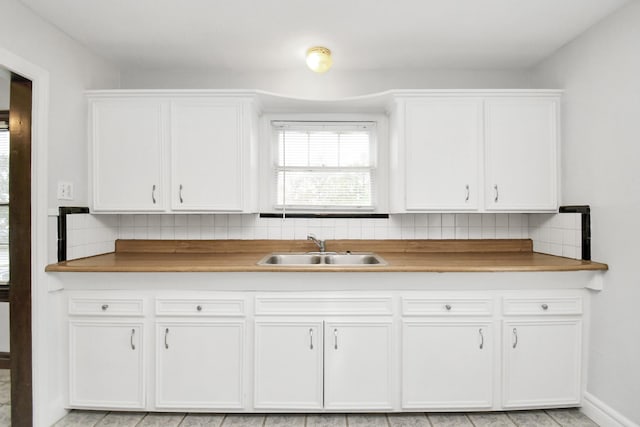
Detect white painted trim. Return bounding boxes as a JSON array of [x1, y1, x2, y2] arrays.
[[0, 46, 55, 427], [582, 392, 639, 427]]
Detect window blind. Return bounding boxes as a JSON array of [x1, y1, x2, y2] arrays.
[[273, 122, 376, 211]]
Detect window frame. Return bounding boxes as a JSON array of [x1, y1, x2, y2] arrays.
[[259, 113, 389, 214]]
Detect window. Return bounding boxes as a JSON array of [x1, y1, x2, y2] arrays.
[[0, 117, 8, 283], [272, 121, 377, 211]]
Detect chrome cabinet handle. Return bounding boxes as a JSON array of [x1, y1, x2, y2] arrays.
[[101, 304, 109, 311], [196, 305, 202, 312], [465, 184, 470, 202], [541, 303, 549, 311], [152, 184, 157, 204], [130, 328, 136, 350], [164, 328, 169, 349], [445, 304, 452, 311], [334, 328, 338, 350], [512, 328, 518, 349], [179, 184, 184, 204], [494, 184, 499, 203], [309, 328, 314, 350], [479, 328, 484, 350]]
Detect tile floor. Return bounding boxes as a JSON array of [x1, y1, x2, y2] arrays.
[[49, 409, 599, 427], [0, 369, 10, 426], [0, 369, 600, 427]]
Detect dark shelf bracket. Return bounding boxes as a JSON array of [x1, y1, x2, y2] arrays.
[[559, 205, 591, 261], [57, 207, 90, 262]]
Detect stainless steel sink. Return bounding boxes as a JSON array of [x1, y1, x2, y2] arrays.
[[259, 254, 323, 265], [257, 252, 386, 266], [323, 254, 384, 265]]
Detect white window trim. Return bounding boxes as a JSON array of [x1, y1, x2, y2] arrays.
[[259, 113, 389, 214]]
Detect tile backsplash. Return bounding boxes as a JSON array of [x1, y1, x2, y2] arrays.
[[63, 212, 584, 261]]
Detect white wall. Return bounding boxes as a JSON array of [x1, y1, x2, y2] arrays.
[[1, 0, 121, 424], [0, 71, 8, 109], [121, 68, 532, 98], [0, 0, 121, 210], [532, 2, 640, 424]]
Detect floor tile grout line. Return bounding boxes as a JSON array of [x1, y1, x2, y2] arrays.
[[505, 411, 521, 427], [467, 413, 477, 427], [543, 410, 568, 427], [92, 410, 109, 427]]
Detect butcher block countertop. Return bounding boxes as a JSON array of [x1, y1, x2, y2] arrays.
[[45, 239, 608, 273]]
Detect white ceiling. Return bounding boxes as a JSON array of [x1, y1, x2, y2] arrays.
[[19, 0, 630, 71]]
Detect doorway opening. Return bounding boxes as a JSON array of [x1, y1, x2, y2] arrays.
[[0, 67, 33, 427]]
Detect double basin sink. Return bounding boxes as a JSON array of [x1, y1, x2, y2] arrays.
[[258, 252, 386, 266]]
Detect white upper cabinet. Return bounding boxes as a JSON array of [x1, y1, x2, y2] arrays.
[[391, 91, 560, 213], [88, 92, 258, 213], [90, 99, 166, 212], [170, 99, 250, 211], [485, 97, 559, 211], [404, 98, 482, 210]]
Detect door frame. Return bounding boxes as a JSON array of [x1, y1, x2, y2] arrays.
[[0, 46, 52, 426]]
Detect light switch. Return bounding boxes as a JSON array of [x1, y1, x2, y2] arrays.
[[57, 182, 74, 200]]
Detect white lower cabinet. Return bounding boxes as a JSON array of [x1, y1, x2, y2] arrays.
[[67, 290, 586, 413], [254, 321, 324, 409], [254, 319, 393, 410], [155, 321, 244, 409], [402, 321, 493, 409], [324, 321, 393, 410], [502, 319, 582, 408], [69, 321, 145, 409]]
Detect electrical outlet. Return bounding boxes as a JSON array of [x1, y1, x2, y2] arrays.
[[57, 182, 74, 200]]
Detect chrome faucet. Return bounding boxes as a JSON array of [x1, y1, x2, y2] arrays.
[[307, 233, 326, 253]]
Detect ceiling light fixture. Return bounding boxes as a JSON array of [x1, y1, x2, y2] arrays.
[[306, 46, 333, 73]]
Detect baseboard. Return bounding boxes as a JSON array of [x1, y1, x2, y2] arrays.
[[46, 398, 69, 427], [582, 392, 639, 427]]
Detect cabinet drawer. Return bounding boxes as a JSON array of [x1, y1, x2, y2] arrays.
[[502, 297, 582, 316], [402, 297, 493, 316], [255, 296, 393, 316], [155, 298, 245, 316], [69, 298, 145, 316]]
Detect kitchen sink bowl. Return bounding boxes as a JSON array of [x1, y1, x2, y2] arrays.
[[259, 254, 323, 265], [323, 254, 385, 265], [257, 252, 387, 266]]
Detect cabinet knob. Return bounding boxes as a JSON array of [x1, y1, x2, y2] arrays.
[[196, 305, 202, 311], [494, 184, 499, 203], [465, 185, 470, 202], [445, 304, 452, 311], [152, 184, 157, 204], [541, 303, 549, 310], [179, 184, 184, 204], [101, 304, 109, 311]]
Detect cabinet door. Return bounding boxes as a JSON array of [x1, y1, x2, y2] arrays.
[[156, 321, 244, 409], [170, 99, 244, 211], [91, 99, 165, 212], [402, 321, 493, 409], [503, 320, 581, 408], [485, 98, 558, 211], [69, 321, 144, 409], [324, 321, 393, 410], [405, 99, 482, 210], [254, 321, 323, 409]]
